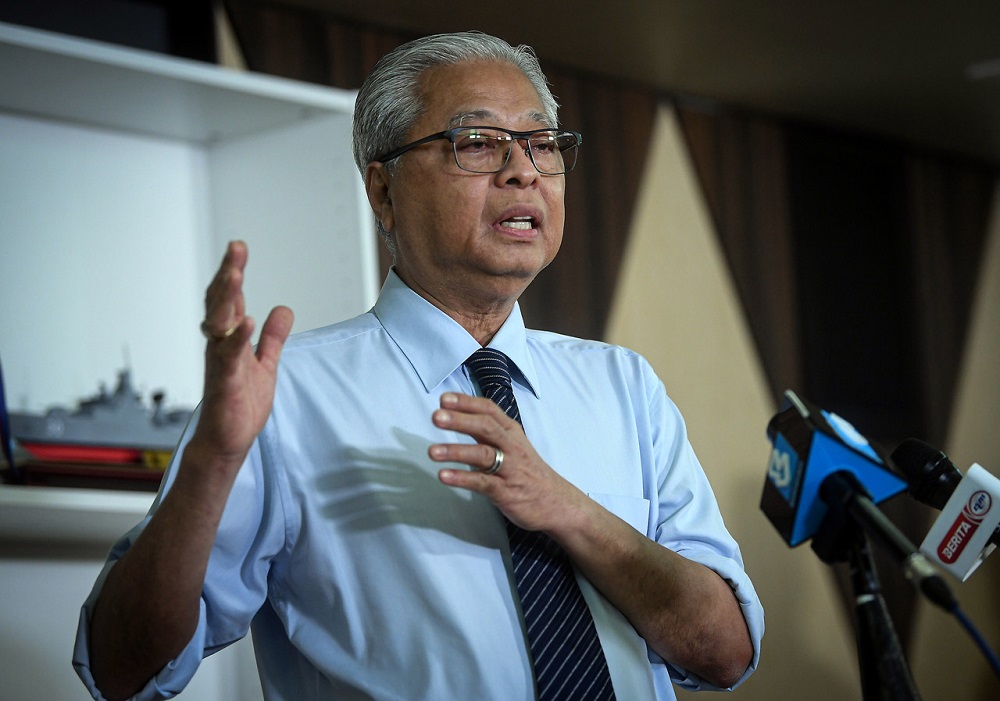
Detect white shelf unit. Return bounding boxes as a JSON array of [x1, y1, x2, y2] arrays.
[[0, 21, 379, 700], [0, 483, 153, 546], [0, 19, 379, 414]]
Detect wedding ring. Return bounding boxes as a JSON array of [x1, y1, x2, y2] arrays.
[[200, 321, 237, 342], [486, 446, 504, 475]]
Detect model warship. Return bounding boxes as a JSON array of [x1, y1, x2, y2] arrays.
[[7, 368, 192, 467]]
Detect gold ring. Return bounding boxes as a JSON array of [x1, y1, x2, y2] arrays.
[[485, 447, 504, 475], [200, 321, 237, 342]]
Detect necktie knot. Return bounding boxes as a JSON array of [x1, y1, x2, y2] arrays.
[[464, 348, 521, 424]]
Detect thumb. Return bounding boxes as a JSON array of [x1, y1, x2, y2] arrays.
[[256, 306, 294, 369]]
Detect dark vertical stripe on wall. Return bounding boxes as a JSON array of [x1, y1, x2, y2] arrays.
[[784, 126, 921, 443], [528, 72, 655, 340], [906, 156, 996, 448], [677, 104, 802, 402], [223, 0, 653, 343]]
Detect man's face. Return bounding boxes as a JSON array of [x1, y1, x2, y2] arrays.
[[370, 60, 566, 309]]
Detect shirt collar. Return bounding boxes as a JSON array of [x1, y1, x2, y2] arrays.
[[372, 269, 539, 397]]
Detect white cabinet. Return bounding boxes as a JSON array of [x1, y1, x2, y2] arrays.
[[0, 20, 378, 700]]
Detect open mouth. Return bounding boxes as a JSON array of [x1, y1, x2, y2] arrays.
[[500, 216, 536, 231]]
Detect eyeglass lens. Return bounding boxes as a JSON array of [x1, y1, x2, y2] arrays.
[[451, 128, 578, 174]]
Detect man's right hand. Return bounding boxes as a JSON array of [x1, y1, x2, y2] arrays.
[[190, 240, 294, 477], [89, 241, 293, 700]]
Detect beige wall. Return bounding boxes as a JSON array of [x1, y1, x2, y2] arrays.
[[607, 104, 1000, 698]]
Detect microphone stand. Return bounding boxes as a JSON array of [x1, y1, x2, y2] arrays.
[[812, 475, 922, 701]]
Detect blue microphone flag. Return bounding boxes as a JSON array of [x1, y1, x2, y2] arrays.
[[761, 390, 908, 546]]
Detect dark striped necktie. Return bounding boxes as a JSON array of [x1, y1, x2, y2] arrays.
[[464, 348, 616, 700]]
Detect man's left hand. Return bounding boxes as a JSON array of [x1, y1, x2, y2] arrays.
[[429, 392, 583, 533]]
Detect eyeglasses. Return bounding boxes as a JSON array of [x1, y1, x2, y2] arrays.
[[374, 126, 583, 175]]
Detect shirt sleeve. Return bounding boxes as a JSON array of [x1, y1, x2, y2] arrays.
[[71, 410, 287, 700], [645, 370, 765, 692], [72, 532, 210, 700]]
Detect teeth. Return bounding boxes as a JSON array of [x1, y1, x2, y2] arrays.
[[501, 217, 534, 230]]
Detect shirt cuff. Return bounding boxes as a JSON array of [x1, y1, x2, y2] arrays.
[[653, 549, 764, 691], [72, 560, 208, 701]]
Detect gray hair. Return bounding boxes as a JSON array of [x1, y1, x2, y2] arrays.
[[352, 32, 560, 253]]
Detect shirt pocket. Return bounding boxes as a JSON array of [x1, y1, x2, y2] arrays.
[[588, 493, 651, 536]]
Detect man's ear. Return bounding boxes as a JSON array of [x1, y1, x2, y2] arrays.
[[364, 162, 395, 234]]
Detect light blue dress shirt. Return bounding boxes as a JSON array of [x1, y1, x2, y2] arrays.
[[74, 270, 763, 700]]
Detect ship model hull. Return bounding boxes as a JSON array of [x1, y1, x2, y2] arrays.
[[8, 369, 192, 466]]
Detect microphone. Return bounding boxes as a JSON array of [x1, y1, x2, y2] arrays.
[[761, 390, 956, 610], [761, 390, 908, 547], [891, 439, 1000, 581]]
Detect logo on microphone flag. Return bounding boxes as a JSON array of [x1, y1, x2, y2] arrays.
[[937, 490, 992, 564]]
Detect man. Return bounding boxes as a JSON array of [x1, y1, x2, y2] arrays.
[[74, 32, 762, 700]]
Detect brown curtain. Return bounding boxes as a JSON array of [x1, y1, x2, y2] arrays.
[[678, 104, 995, 449], [678, 102, 997, 648]]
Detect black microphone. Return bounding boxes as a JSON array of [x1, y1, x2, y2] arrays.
[[761, 390, 956, 610], [891, 439, 964, 510], [891, 439, 1000, 581]]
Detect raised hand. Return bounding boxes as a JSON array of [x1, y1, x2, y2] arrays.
[[189, 240, 294, 473], [89, 241, 294, 700]]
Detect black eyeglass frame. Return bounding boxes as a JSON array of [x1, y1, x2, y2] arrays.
[[373, 126, 584, 175]]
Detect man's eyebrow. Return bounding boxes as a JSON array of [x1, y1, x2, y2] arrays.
[[448, 110, 554, 128], [449, 110, 493, 127]]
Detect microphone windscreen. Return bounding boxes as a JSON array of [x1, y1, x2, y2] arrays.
[[891, 438, 962, 510]]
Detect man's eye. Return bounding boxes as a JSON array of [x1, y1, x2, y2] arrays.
[[458, 135, 498, 151]]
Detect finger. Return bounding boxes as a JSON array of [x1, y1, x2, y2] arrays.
[[429, 442, 501, 473], [205, 241, 247, 301], [203, 318, 255, 376], [221, 239, 248, 273], [229, 243, 247, 322], [256, 306, 294, 370], [439, 391, 505, 416], [201, 300, 244, 344], [432, 406, 512, 448], [438, 465, 496, 492], [203, 242, 249, 341]]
